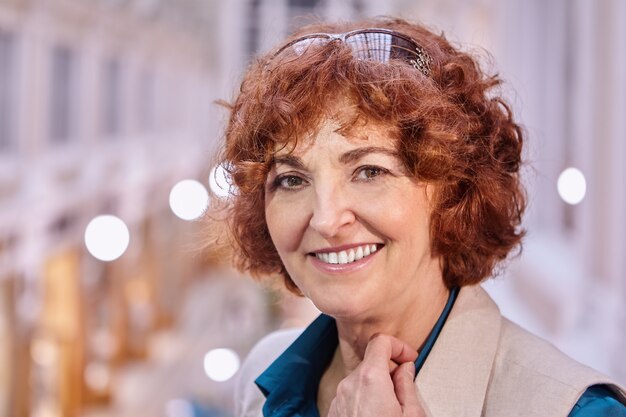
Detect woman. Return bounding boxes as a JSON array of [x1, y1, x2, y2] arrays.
[[214, 17, 626, 417]]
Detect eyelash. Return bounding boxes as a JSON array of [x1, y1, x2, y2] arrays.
[[270, 165, 389, 191]]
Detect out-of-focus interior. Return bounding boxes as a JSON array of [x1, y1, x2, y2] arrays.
[[0, 0, 624, 416]]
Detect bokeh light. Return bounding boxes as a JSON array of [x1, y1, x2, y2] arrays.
[[84, 215, 130, 261], [84, 362, 111, 392], [31, 339, 57, 367], [557, 167, 587, 205], [203, 348, 240, 382], [169, 179, 209, 220], [208, 164, 233, 198]]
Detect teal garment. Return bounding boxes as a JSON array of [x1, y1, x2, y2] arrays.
[[569, 385, 626, 417], [254, 287, 625, 417]]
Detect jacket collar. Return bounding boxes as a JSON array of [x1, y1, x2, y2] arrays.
[[416, 285, 501, 417]]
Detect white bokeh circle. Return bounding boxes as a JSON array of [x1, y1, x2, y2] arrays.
[[203, 348, 240, 382], [208, 164, 233, 198], [557, 167, 587, 205], [84, 215, 130, 261], [169, 179, 209, 221]]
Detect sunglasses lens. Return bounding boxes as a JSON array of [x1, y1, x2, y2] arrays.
[[291, 36, 329, 56], [273, 35, 331, 62], [345, 32, 417, 63], [271, 30, 431, 75]]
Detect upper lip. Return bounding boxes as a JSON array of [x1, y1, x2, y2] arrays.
[[309, 243, 384, 254]]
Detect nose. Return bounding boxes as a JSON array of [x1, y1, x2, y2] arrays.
[[308, 183, 356, 238]]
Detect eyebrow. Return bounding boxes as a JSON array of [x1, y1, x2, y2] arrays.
[[272, 146, 400, 169], [272, 155, 306, 170], [338, 146, 400, 164]]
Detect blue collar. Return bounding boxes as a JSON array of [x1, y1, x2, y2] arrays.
[[255, 287, 459, 417]]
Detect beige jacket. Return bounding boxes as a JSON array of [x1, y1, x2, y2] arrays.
[[235, 285, 626, 417]]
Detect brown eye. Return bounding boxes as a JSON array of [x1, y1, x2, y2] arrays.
[[364, 167, 382, 178], [272, 174, 307, 190], [355, 166, 386, 181]]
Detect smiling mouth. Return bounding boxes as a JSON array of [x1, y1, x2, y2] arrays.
[[310, 244, 382, 265]]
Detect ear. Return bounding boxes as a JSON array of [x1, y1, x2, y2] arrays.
[[424, 183, 438, 208]]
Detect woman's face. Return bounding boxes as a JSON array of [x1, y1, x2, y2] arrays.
[[264, 118, 443, 320]]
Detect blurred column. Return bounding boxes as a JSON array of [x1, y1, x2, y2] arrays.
[[34, 248, 84, 417]]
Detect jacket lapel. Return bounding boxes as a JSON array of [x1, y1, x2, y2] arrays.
[[415, 285, 501, 417]]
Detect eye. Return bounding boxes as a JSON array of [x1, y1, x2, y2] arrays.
[[354, 166, 388, 181], [273, 174, 307, 190]]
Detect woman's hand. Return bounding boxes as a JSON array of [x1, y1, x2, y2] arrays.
[[327, 334, 427, 417]]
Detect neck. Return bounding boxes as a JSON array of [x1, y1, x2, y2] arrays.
[[332, 275, 449, 376]]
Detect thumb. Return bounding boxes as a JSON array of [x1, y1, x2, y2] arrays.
[[392, 362, 424, 416]]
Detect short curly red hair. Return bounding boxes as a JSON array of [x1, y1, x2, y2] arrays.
[[214, 17, 525, 293]]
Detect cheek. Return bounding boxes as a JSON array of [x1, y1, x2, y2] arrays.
[[364, 187, 432, 246], [265, 197, 308, 253], [398, 195, 433, 253], [363, 190, 420, 229]]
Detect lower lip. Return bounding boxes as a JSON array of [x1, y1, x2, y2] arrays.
[[309, 249, 380, 274]]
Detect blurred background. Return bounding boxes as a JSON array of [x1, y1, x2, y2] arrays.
[[0, 0, 624, 416]]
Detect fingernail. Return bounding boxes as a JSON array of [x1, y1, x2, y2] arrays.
[[405, 363, 415, 378]]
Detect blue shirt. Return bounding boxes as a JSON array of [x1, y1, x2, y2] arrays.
[[255, 288, 625, 417]]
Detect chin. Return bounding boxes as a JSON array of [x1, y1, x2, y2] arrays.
[[307, 290, 373, 321]]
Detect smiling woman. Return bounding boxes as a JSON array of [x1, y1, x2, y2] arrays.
[[211, 16, 626, 417]]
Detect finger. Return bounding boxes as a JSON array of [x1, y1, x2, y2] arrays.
[[364, 334, 418, 367], [327, 398, 339, 417], [392, 362, 424, 415]]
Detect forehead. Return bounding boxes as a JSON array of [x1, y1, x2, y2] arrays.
[[272, 117, 398, 157]]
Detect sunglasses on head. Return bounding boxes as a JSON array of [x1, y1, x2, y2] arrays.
[[270, 28, 433, 77]]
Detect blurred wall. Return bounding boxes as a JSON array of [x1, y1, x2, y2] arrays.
[[0, 0, 220, 416]]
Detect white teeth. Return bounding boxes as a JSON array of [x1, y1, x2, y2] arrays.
[[315, 244, 381, 265], [328, 252, 338, 264], [338, 251, 348, 264]]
